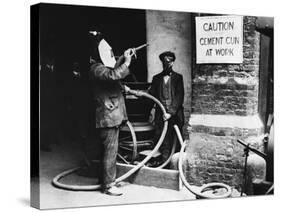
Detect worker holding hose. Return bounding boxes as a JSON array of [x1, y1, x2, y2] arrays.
[[88, 31, 135, 196], [149, 51, 185, 164]]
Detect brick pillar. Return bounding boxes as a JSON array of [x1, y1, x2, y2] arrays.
[[188, 16, 265, 190]]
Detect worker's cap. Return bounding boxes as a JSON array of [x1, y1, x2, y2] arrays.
[[159, 51, 176, 62]]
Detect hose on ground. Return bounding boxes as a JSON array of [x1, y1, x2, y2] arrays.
[[52, 90, 168, 191], [175, 125, 232, 199]]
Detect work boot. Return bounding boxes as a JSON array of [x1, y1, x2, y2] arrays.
[[102, 185, 123, 196]]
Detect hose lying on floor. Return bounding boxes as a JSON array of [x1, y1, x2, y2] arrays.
[[174, 125, 232, 199], [52, 90, 168, 191]]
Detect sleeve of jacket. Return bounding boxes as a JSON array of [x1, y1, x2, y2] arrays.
[[144, 76, 157, 111], [149, 76, 157, 97], [89, 62, 130, 81]]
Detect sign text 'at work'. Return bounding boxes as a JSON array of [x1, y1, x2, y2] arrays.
[[196, 16, 243, 64]]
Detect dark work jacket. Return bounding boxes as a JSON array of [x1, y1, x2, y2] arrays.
[[89, 61, 130, 128], [149, 70, 184, 128]]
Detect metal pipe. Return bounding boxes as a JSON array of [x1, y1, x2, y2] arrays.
[[237, 139, 267, 159]]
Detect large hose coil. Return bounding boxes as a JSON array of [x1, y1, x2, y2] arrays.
[[52, 90, 168, 191]]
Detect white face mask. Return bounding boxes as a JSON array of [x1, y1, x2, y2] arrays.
[[98, 39, 116, 68]]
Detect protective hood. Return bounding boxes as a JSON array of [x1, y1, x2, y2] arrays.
[[98, 39, 116, 68]]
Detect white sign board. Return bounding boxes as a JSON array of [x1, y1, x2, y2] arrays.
[[196, 16, 243, 64]]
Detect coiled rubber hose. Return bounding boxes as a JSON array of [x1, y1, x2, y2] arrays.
[[175, 125, 232, 199], [120, 91, 178, 169], [120, 120, 137, 162], [52, 90, 168, 191]]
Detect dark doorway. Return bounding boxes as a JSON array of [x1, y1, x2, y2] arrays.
[[256, 17, 274, 183], [39, 3, 147, 82], [256, 19, 273, 131], [39, 3, 148, 150]]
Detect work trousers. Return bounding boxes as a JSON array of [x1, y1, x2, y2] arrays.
[[96, 127, 119, 189], [155, 116, 180, 161]]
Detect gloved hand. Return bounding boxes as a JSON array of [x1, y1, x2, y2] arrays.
[[124, 85, 131, 94], [128, 89, 143, 97], [187, 124, 192, 134], [148, 107, 155, 123], [124, 48, 135, 67], [163, 113, 171, 121]]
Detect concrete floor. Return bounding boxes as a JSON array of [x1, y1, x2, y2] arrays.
[[38, 140, 195, 210]]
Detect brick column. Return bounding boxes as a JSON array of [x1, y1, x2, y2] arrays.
[[188, 16, 265, 189]]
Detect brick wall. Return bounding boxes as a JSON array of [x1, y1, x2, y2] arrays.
[[145, 12, 264, 191], [186, 16, 264, 191], [192, 16, 260, 116], [146, 10, 193, 119], [186, 119, 264, 188]]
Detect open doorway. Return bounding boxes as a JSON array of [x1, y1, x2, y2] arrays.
[[257, 18, 273, 131], [40, 4, 147, 82], [39, 4, 148, 147], [256, 17, 274, 183]]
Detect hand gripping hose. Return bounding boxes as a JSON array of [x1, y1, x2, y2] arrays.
[[119, 91, 178, 169], [174, 125, 232, 199], [52, 90, 168, 191]]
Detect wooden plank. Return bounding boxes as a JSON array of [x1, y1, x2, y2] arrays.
[[116, 163, 180, 191], [90, 160, 180, 190]]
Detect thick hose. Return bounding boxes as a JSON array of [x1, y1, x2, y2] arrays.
[[176, 128, 232, 198], [152, 124, 184, 169], [124, 121, 137, 161], [52, 90, 168, 191], [119, 92, 177, 169], [173, 125, 184, 146], [114, 91, 168, 183], [135, 92, 175, 169]]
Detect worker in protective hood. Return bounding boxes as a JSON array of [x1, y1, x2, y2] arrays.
[[88, 30, 133, 196]]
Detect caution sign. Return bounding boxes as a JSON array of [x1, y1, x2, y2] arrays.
[[196, 16, 243, 64]]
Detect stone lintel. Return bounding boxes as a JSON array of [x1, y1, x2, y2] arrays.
[[189, 114, 264, 136]]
